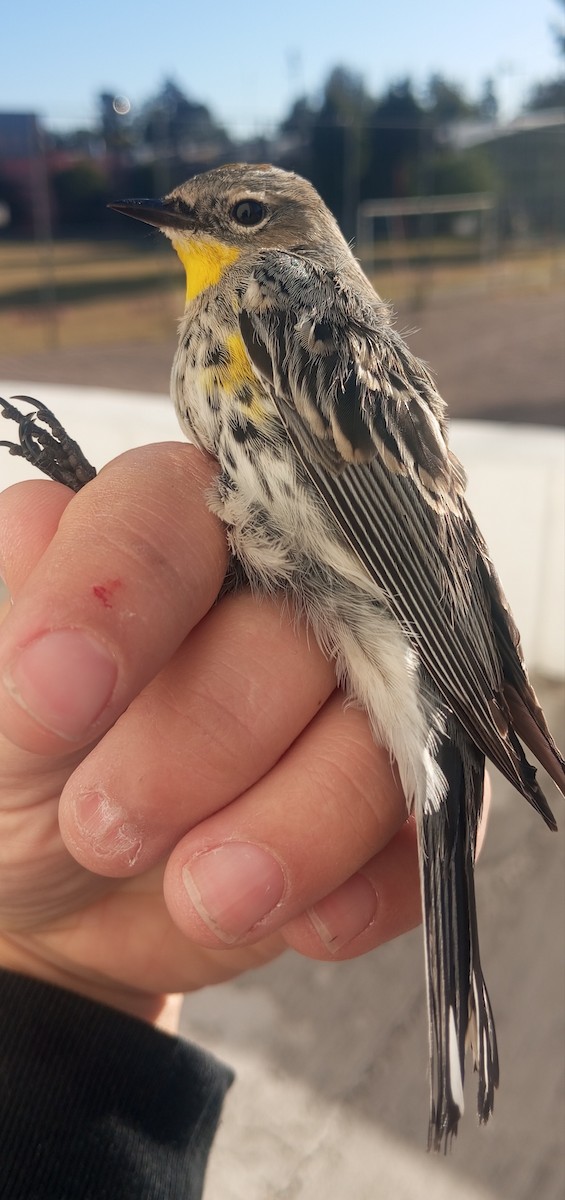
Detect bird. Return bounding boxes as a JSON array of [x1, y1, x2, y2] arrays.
[[102, 163, 562, 1149]]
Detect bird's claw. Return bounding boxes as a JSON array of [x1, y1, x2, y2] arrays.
[[0, 395, 97, 492]]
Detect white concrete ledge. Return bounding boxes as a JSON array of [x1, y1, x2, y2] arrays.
[[1, 381, 563, 677], [450, 421, 564, 679]]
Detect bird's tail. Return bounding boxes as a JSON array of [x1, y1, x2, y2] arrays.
[[419, 733, 499, 1152]]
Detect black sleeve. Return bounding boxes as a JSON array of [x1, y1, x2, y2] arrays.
[[0, 968, 234, 1199]]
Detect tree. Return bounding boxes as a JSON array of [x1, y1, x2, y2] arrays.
[[525, 0, 565, 109], [133, 78, 234, 194], [478, 78, 499, 122], [364, 79, 427, 200], [280, 95, 316, 138], [276, 96, 316, 179], [552, 0, 565, 57], [425, 74, 477, 122], [51, 162, 112, 233], [307, 67, 373, 232], [426, 149, 496, 196], [138, 78, 230, 158], [99, 93, 132, 153], [527, 78, 565, 109]]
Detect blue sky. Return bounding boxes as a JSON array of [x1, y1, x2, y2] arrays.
[[2, 0, 562, 134]]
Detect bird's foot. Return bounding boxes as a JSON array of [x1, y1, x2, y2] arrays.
[[0, 395, 96, 492]]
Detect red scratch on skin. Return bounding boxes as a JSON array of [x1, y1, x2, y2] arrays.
[[92, 579, 122, 609]]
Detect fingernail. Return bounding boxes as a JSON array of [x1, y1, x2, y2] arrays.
[[182, 842, 286, 943], [4, 629, 117, 740], [73, 790, 143, 866], [308, 874, 378, 954]]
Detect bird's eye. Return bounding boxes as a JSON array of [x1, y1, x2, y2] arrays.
[[231, 199, 266, 226]]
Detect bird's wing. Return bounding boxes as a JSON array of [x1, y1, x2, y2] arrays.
[[239, 250, 562, 821], [239, 250, 465, 508]]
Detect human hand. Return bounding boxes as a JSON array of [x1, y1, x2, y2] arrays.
[[0, 442, 457, 1027]]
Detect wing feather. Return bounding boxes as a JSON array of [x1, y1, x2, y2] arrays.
[[239, 250, 562, 822], [240, 250, 464, 507]]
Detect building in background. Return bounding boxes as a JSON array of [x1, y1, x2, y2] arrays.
[[444, 108, 565, 240]]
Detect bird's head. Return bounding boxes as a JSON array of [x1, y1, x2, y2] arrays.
[[109, 163, 346, 302]]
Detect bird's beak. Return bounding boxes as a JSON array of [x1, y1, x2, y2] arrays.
[[108, 197, 195, 232]]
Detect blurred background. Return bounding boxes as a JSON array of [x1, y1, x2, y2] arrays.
[[0, 1, 564, 1197], [1, 0, 564, 420]]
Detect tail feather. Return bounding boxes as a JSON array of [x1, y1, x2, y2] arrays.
[[419, 732, 499, 1151]]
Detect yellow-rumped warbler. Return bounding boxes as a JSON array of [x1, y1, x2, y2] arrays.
[[107, 165, 565, 1149], [5, 164, 560, 1151]]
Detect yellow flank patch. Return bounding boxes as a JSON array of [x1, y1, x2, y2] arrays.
[[205, 332, 267, 423], [222, 333, 256, 389], [172, 235, 240, 302]]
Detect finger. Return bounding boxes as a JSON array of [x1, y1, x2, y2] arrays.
[[0, 480, 73, 596], [162, 691, 407, 947], [163, 732, 492, 956], [0, 443, 227, 755], [283, 772, 492, 961], [35, 786, 492, 997], [14, 861, 288, 1000], [58, 589, 337, 873], [285, 817, 421, 958]]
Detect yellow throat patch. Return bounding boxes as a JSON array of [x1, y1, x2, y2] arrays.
[[172, 235, 240, 302]]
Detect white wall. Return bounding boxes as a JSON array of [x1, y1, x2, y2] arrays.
[[450, 421, 564, 679], [1, 382, 563, 678]]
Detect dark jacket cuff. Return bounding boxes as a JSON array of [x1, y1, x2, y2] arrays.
[[0, 968, 233, 1199]]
